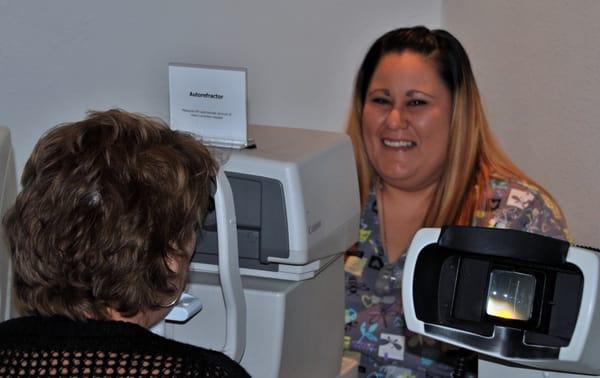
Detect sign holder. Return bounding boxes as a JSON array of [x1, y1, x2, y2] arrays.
[[169, 63, 253, 149]]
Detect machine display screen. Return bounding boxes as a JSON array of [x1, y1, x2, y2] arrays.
[[486, 269, 536, 321]]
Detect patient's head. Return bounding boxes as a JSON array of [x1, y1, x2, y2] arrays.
[[3, 109, 217, 326]]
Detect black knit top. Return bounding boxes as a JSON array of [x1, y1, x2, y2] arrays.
[[0, 316, 250, 377]]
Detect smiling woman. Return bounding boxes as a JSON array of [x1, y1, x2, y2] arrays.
[[343, 26, 570, 377]]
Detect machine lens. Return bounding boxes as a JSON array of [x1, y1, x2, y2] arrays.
[[486, 270, 536, 321]]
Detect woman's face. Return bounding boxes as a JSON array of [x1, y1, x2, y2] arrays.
[[361, 51, 452, 192]]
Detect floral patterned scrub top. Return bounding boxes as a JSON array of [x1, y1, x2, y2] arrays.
[[343, 178, 570, 378]]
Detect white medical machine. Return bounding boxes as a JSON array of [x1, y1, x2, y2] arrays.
[[0, 127, 17, 322], [163, 125, 360, 378], [402, 226, 600, 377]]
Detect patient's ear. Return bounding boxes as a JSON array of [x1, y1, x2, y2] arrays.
[[165, 230, 196, 274], [165, 252, 182, 273]]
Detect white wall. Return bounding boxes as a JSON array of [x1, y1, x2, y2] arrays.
[[444, 0, 600, 246], [0, 0, 442, 176]]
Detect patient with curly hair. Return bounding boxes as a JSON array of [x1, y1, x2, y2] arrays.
[[0, 109, 250, 377]]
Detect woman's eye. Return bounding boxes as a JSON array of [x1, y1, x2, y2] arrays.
[[407, 99, 427, 107], [371, 97, 391, 105]]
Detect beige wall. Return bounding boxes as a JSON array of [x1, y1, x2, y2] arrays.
[[444, 0, 600, 246]]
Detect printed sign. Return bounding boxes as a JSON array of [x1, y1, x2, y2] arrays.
[[169, 63, 250, 148]]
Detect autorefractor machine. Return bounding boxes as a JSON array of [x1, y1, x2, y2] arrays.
[[402, 226, 600, 378], [158, 124, 360, 377]]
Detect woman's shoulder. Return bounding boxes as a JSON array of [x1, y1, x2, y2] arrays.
[[0, 316, 250, 377], [487, 177, 560, 213], [473, 177, 571, 241]]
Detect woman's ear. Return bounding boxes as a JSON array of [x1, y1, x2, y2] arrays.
[[165, 252, 182, 273], [166, 229, 197, 274], [165, 242, 181, 273]]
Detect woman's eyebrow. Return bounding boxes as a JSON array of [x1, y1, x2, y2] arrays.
[[367, 88, 391, 96], [406, 89, 435, 99]]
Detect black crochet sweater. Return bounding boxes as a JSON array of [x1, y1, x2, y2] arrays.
[[0, 315, 250, 377]]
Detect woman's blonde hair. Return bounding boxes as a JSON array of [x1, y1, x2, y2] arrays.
[[347, 26, 553, 226]]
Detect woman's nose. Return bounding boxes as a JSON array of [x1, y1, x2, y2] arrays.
[[385, 108, 406, 130]]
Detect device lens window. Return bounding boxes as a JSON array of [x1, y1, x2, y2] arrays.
[[486, 270, 536, 321]]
